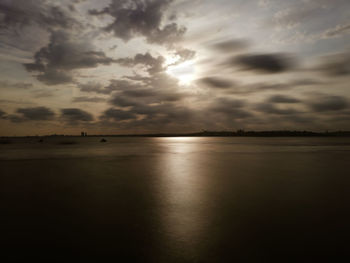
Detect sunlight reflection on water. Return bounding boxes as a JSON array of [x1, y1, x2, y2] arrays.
[[156, 137, 211, 250]]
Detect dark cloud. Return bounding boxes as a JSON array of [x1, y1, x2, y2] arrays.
[[0, 0, 77, 30], [36, 69, 74, 86], [117, 53, 165, 75], [0, 109, 6, 119], [211, 39, 249, 52], [227, 82, 292, 95], [72, 96, 106, 103], [232, 53, 295, 73], [89, 0, 186, 45], [24, 30, 116, 85], [61, 108, 94, 122], [78, 82, 106, 94], [291, 79, 323, 87], [100, 103, 194, 132], [209, 98, 252, 118], [0, 81, 33, 89], [199, 77, 234, 89], [101, 108, 137, 121], [9, 106, 55, 122], [315, 52, 350, 76], [254, 103, 300, 115], [308, 95, 348, 112], [267, 95, 300, 103], [110, 87, 183, 108], [78, 80, 143, 95]]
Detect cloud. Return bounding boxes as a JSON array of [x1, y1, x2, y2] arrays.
[[271, 1, 348, 30], [198, 77, 234, 89], [72, 96, 106, 103], [78, 80, 143, 94], [321, 23, 350, 39], [210, 39, 249, 53], [100, 103, 194, 132], [0, 109, 7, 119], [0, 81, 33, 89], [308, 95, 348, 112], [267, 95, 300, 103], [315, 51, 350, 76], [209, 98, 252, 118], [60, 108, 94, 122], [89, 0, 186, 45], [254, 103, 300, 115], [0, 0, 77, 31], [8, 106, 55, 122], [24, 30, 116, 85], [36, 69, 74, 85], [116, 52, 165, 75], [168, 48, 196, 66], [101, 108, 137, 121], [110, 86, 183, 108], [232, 53, 295, 73], [225, 82, 293, 95]]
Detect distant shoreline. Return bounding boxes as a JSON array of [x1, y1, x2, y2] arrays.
[[2, 130, 350, 138]]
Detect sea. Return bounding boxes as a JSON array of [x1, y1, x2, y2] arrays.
[[1, 137, 349, 262]]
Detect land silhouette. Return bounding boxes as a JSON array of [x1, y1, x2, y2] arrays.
[[1, 130, 350, 139]]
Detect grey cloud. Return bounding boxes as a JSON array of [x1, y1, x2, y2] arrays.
[[9, 106, 55, 122], [228, 82, 292, 95], [101, 108, 137, 121], [0, 81, 33, 89], [89, 0, 186, 45], [117, 53, 165, 75], [271, 0, 349, 30], [232, 53, 295, 73], [168, 48, 196, 66], [36, 69, 74, 86], [61, 108, 94, 122], [321, 23, 350, 39], [24, 30, 116, 85], [315, 52, 350, 76], [174, 48, 195, 61], [110, 88, 183, 108], [267, 95, 300, 104], [308, 95, 348, 112], [110, 95, 141, 108], [0, 0, 78, 30], [78, 80, 142, 95], [72, 96, 106, 103], [78, 82, 106, 94], [0, 109, 7, 119], [199, 77, 234, 89], [211, 39, 249, 53], [209, 98, 252, 118], [106, 72, 185, 106], [100, 103, 194, 131], [254, 103, 300, 115]]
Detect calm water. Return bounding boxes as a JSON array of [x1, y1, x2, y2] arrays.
[[1, 137, 349, 262]]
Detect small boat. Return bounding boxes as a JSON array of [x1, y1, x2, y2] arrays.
[[100, 138, 107, 142]]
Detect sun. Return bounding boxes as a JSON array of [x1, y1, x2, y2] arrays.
[[165, 59, 197, 85]]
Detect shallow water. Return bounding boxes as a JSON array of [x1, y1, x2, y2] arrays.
[[1, 137, 349, 262]]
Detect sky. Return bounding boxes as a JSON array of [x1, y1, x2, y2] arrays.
[[0, 0, 349, 136]]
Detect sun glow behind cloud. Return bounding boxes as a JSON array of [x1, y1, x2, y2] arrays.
[[166, 60, 197, 85]]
